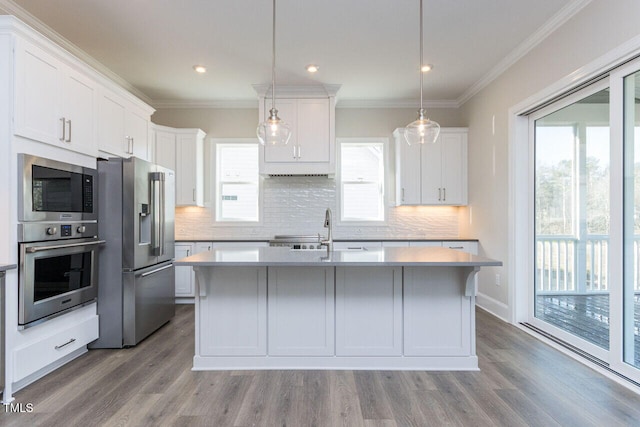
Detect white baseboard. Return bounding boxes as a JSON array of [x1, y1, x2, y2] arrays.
[[175, 297, 195, 304], [476, 292, 510, 322]]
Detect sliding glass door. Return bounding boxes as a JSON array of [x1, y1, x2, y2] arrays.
[[623, 69, 640, 371], [530, 58, 640, 383], [532, 83, 611, 361]]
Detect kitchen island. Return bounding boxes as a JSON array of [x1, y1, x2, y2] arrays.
[[174, 246, 501, 371]]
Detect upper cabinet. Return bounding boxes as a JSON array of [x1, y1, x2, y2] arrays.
[[255, 85, 339, 176], [152, 124, 206, 207], [98, 88, 153, 160], [394, 127, 468, 206], [11, 25, 154, 160], [14, 38, 97, 155]]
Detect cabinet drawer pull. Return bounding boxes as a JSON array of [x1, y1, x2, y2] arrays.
[[55, 338, 76, 350], [66, 119, 72, 142], [448, 246, 464, 250], [59, 117, 66, 141]]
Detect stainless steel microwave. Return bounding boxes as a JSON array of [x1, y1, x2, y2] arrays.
[[19, 154, 97, 222]]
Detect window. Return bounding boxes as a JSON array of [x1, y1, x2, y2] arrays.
[[339, 139, 385, 222], [215, 143, 259, 222]]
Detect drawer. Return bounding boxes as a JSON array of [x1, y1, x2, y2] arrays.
[[14, 315, 99, 381], [442, 241, 478, 255]]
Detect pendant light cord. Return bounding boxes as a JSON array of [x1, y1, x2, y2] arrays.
[[271, 0, 277, 111], [419, 0, 423, 111]]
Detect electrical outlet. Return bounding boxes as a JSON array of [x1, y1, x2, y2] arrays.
[[495, 273, 501, 286]]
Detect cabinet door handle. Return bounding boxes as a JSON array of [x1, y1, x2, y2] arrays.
[[298, 145, 301, 159], [186, 249, 190, 256], [192, 188, 196, 201], [54, 338, 76, 350], [443, 188, 446, 201], [59, 117, 66, 141], [66, 119, 72, 142], [402, 188, 405, 202], [292, 145, 297, 159], [130, 137, 134, 154], [438, 188, 442, 201]]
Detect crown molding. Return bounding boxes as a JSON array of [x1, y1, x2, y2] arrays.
[[153, 99, 259, 109], [335, 98, 459, 109], [0, 0, 153, 105], [252, 84, 342, 98], [457, 0, 594, 106]]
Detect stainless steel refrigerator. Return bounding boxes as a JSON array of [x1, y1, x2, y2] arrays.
[[90, 157, 175, 348]]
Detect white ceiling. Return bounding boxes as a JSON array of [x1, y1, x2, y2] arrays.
[[1, 0, 589, 107]]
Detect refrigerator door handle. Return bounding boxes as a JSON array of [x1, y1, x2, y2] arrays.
[[150, 172, 165, 257], [139, 263, 173, 278]]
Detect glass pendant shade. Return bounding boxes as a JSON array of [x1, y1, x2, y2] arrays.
[[257, 107, 292, 145], [405, 0, 440, 145], [404, 108, 440, 145]]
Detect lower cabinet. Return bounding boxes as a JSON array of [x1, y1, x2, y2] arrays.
[[174, 243, 195, 298], [403, 266, 473, 356], [13, 314, 99, 382], [267, 267, 334, 356], [198, 267, 267, 356], [335, 267, 402, 356]]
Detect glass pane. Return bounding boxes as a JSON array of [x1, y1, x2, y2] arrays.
[[216, 144, 259, 222], [340, 143, 384, 221], [534, 89, 610, 349], [34, 252, 92, 301], [219, 183, 259, 221], [623, 70, 640, 369]]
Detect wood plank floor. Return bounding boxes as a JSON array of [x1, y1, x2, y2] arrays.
[[2, 304, 640, 426]]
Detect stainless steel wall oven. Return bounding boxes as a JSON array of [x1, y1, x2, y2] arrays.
[[18, 154, 103, 329]]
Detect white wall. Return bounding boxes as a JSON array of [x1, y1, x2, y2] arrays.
[[460, 0, 640, 320], [154, 106, 469, 241]]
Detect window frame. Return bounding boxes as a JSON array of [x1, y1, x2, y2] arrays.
[[336, 137, 388, 225], [211, 138, 263, 226]]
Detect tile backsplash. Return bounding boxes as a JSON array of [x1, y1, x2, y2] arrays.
[[175, 176, 460, 240]]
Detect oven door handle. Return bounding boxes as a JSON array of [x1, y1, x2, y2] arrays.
[[25, 240, 106, 253]]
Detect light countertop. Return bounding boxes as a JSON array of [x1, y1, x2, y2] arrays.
[[0, 264, 16, 273], [174, 246, 501, 267]]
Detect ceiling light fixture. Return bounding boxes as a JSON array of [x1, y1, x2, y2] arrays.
[[306, 64, 319, 73], [257, 0, 291, 146], [404, 0, 440, 145], [421, 64, 432, 73], [193, 65, 207, 73]]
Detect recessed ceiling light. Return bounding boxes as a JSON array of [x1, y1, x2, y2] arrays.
[[193, 65, 207, 73], [306, 64, 320, 73], [421, 64, 432, 73]]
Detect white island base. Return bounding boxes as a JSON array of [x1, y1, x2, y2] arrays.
[[189, 255, 487, 371]]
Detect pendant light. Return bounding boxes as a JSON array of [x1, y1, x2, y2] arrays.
[[257, 0, 292, 146], [404, 0, 440, 145]]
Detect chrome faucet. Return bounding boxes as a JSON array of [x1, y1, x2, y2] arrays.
[[320, 208, 333, 253]]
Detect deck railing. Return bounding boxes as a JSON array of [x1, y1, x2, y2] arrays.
[[536, 235, 621, 293]]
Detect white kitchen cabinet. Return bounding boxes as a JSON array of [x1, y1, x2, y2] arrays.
[[395, 127, 468, 206], [211, 242, 269, 248], [152, 125, 205, 207], [98, 88, 153, 160], [335, 267, 402, 356], [408, 241, 442, 247], [267, 267, 334, 356], [404, 267, 473, 356], [176, 129, 205, 206], [14, 38, 97, 155], [174, 243, 195, 298], [333, 241, 382, 250], [256, 85, 338, 175], [442, 241, 478, 255], [198, 266, 267, 356]]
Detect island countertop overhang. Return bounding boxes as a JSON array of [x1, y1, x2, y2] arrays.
[[174, 246, 502, 268]]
